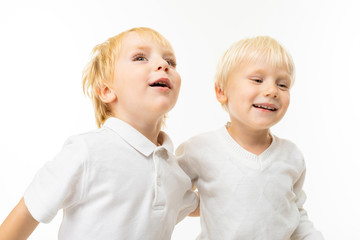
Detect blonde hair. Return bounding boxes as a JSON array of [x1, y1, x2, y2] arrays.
[[82, 27, 174, 128], [215, 36, 295, 110]]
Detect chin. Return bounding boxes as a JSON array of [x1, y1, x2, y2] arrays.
[[149, 104, 173, 117], [252, 121, 276, 130], [154, 99, 177, 111]]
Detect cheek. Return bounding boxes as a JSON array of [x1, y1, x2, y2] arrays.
[[172, 73, 181, 92], [281, 94, 290, 111], [174, 72, 181, 85], [227, 92, 247, 112], [228, 89, 252, 104]]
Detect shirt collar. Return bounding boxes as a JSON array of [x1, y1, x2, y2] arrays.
[[103, 117, 173, 157]]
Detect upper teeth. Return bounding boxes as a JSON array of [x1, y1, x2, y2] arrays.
[[254, 104, 276, 110]]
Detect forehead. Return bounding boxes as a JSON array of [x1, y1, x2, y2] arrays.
[[237, 59, 291, 75], [120, 31, 174, 55], [242, 47, 293, 78]]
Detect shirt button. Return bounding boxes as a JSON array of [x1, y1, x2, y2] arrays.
[[155, 148, 169, 160]]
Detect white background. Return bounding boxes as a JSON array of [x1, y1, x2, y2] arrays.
[[0, 0, 359, 239]]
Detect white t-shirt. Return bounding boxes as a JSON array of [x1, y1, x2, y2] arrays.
[[24, 117, 198, 240], [176, 126, 324, 240]]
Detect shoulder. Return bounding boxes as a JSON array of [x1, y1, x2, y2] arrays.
[[274, 136, 300, 151], [71, 127, 121, 150], [272, 135, 305, 167], [75, 127, 111, 142], [180, 127, 225, 148], [176, 127, 225, 161]]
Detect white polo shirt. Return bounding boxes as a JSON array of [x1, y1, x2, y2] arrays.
[[24, 117, 198, 240]]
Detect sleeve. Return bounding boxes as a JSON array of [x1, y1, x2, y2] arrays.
[[176, 190, 199, 223], [290, 169, 324, 240], [175, 141, 199, 186], [23, 135, 89, 223], [175, 141, 200, 222]]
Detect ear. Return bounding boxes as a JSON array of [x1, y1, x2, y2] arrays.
[[97, 85, 116, 104], [215, 84, 228, 104]]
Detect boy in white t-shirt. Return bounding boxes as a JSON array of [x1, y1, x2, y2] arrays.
[[0, 27, 198, 240], [176, 36, 324, 239]]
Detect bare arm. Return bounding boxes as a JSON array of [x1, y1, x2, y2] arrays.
[[188, 204, 200, 217], [0, 197, 39, 240], [188, 187, 200, 217]]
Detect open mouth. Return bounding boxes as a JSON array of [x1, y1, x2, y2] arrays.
[[149, 79, 171, 89], [253, 104, 277, 111]]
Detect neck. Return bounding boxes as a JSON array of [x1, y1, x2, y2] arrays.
[[227, 122, 272, 156], [114, 113, 163, 146], [134, 120, 163, 146]]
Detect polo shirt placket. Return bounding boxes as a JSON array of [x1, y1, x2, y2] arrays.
[[152, 147, 168, 210]]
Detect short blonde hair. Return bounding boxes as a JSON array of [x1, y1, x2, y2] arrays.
[[215, 36, 295, 110], [82, 27, 174, 128]]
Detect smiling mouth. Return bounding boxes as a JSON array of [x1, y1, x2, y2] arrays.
[[253, 104, 277, 111]]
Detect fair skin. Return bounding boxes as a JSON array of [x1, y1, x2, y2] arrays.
[[0, 31, 182, 239], [0, 198, 38, 240], [99, 32, 181, 145], [216, 60, 291, 155]]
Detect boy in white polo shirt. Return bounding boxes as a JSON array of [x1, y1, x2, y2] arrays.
[[176, 36, 324, 239], [0, 27, 198, 240]]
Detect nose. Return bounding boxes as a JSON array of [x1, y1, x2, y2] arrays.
[[155, 59, 169, 72], [262, 83, 279, 98]]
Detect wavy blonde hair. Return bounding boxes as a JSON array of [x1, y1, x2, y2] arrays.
[[215, 36, 295, 111], [82, 27, 174, 128]]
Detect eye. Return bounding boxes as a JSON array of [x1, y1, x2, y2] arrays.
[[165, 57, 177, 67], [277, 79, 290, 90], [250, 78, 263, 83], [132, 53, 147, 62], [277, 83, 289, 89]]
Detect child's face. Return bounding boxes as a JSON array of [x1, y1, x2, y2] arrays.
[[110, 32, 181, 122], [217, 61, 291, 132]]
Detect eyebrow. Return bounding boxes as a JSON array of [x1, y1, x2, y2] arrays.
[[246, 69, 266, 76], [130, 45, 151, 52]]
